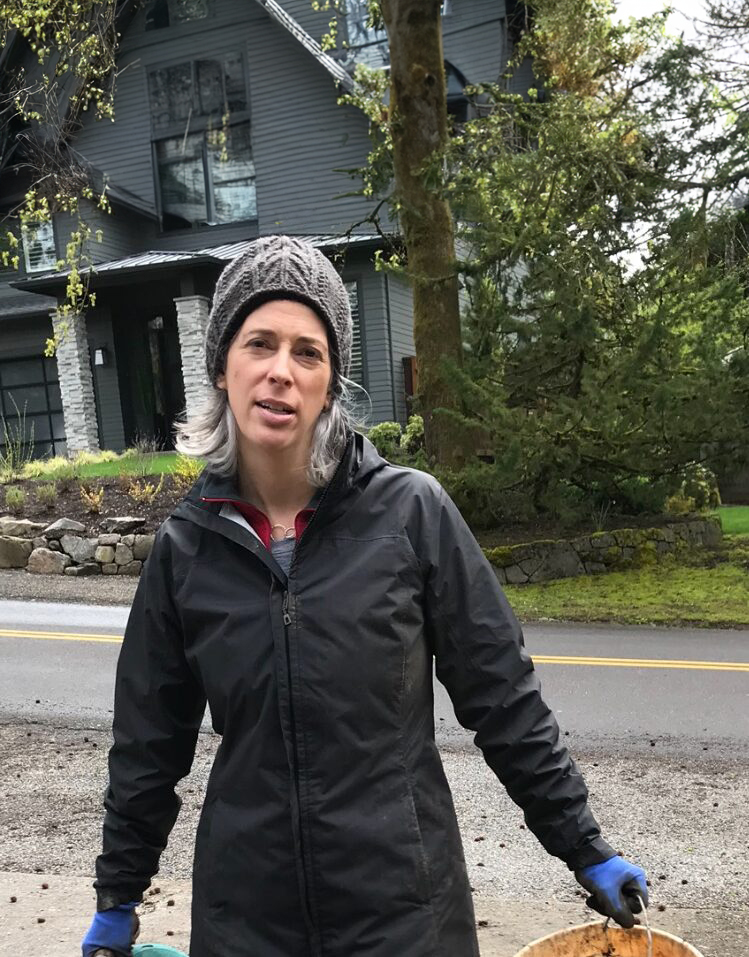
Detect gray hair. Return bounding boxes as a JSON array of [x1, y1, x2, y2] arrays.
[[174, 378, 363, 487]]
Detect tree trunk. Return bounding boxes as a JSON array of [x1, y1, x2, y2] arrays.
[[380, 0, 466, 467]]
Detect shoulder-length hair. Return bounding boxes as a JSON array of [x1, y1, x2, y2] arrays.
[[174, 377, 362, 487]]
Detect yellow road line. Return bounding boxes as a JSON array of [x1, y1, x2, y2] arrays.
[[534, 655, 749, 672], [0, 628, 122, 644], [1, 629, 748, 671]]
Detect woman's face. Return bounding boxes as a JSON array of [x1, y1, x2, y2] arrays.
[[217, 299, 332, 463]]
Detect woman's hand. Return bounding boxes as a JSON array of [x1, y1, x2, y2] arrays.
[[575, 855, 648, 928], [81, 902, 139, 957]]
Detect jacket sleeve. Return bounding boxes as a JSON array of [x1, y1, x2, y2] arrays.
[[94, 528, 206, 909], [419, 483, 614, 870]]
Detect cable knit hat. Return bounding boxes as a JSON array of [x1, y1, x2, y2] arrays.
[[205, 235, 353, 386]]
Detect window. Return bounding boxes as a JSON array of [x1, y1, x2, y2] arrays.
[[148, 52, 246, 131], [344, 0, 387, 47], [149, 52, 254, 230], [156, 122, 256, 229], [145, 0, 208, 30], [22, 222, 56, 274], [0, 356, 66, 459], [345, 281, 363, 386]]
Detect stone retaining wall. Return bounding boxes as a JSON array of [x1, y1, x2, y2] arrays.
[[0, 514, 724, 583], [484, 518, 722, 586], [0, 516, 154, 576]]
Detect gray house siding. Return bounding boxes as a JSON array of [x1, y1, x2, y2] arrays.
[[249, 17, 372, 236], [352, 264, 392, 425], [54, 204, 157, 266], [382, 272, 414, 424], [443, 0, 508, 85]]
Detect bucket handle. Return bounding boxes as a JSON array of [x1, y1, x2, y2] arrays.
[[603, 895, 653, 957]]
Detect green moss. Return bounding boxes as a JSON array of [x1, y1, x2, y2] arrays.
[[612, 527, 647, 547], [505, 560, 749, 628], [633, 541, 659, 567], [602, 546, 623, 566], [484, 545, 515, 567]]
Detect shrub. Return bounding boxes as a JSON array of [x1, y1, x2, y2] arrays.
[[437, 462, 534, 530], [22, 456, 68, 480], [400, 415, 425, 455], [172, 454, 204, 493], [80, 484, 104, 513], [680, 464, 721, 511], [35, 482, 58, 509], [609, 476, 672, 516], [367, 421, 402, 459], [72, 449, 121, 467], [5, 486, 25, 514], [665, 492, 697, 516], [127, 473, 164, 505], [54, 461, 83, 491]]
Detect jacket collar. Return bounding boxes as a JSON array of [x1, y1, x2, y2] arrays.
[[188, 430, 386, 520]]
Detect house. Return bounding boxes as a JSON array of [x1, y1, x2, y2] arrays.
[[0, 0, 528, 457]]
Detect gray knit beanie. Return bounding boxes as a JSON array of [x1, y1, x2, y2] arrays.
[[205, 235, 353, 387]]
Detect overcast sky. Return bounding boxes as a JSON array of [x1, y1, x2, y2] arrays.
[[612, 0, 706, 36]]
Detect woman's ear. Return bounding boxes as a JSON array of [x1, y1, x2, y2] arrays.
[[217, 373, 226, 390]]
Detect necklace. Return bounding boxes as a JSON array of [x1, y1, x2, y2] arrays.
[[270, 524, 296, 542]]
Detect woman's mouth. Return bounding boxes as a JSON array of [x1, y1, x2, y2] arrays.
[[256, 400, 295, 419]]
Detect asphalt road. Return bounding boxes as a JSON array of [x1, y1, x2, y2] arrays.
[[1, 600, 748, 957], [1, 600, 747, 753]]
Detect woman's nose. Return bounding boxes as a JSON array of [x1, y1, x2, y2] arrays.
[[267, 348, 293, 385]]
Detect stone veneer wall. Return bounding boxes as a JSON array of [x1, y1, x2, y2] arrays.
[[174, 295, 212, 418], [484, 518, 723, 586], [53, 313, 100, 454]]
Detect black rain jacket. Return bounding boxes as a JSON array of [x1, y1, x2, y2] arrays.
[[95, 432, 613, 956]]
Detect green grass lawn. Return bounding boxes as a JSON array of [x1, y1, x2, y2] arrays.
[[74, 452, 181, 479], [505, 552, 749, 628], [715, 505, 749, 537]]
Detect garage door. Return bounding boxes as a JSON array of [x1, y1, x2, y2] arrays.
[[0, 356, 66, 459]]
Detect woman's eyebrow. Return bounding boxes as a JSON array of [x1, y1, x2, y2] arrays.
[[243, 328, 276, 338], [296, 336, 327, 350]]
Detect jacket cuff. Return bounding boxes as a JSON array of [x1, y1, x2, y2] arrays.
[[95, 886, 144, 912], [563, 836, 617, 871]]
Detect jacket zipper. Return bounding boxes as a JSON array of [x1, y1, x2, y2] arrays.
[[282, 439, 353, 954], [282, 587, 321, 954]]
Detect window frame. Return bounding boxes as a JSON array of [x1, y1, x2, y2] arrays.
[[153, 119, 257, 231], [22, 221, 57, 274]]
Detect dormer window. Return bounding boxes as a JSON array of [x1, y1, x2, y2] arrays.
[[22, 222, 56, 274], [145, 0, 209, 30]]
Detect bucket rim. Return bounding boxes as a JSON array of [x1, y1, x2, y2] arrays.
[[514, 919, 704, 956]]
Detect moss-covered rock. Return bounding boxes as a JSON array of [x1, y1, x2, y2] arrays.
[[634, 541, 659, 567]]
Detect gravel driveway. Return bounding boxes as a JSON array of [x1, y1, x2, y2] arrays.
[[0, 569, 137, 606]]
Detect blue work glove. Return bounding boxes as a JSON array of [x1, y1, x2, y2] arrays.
[[82, 902, 140, 957], [575, 855, 648, 929]]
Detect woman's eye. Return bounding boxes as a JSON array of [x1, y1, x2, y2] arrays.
[[248, 339, 269, 349], [299, 348, 321, 360]]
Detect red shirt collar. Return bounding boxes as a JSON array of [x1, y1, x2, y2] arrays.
[[202, 497, 315, 549]]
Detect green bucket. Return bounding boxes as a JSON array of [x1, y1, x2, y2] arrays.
[[132, 946, 189, 956]]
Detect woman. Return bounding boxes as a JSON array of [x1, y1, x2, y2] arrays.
[[83, 235, 647, 957]]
